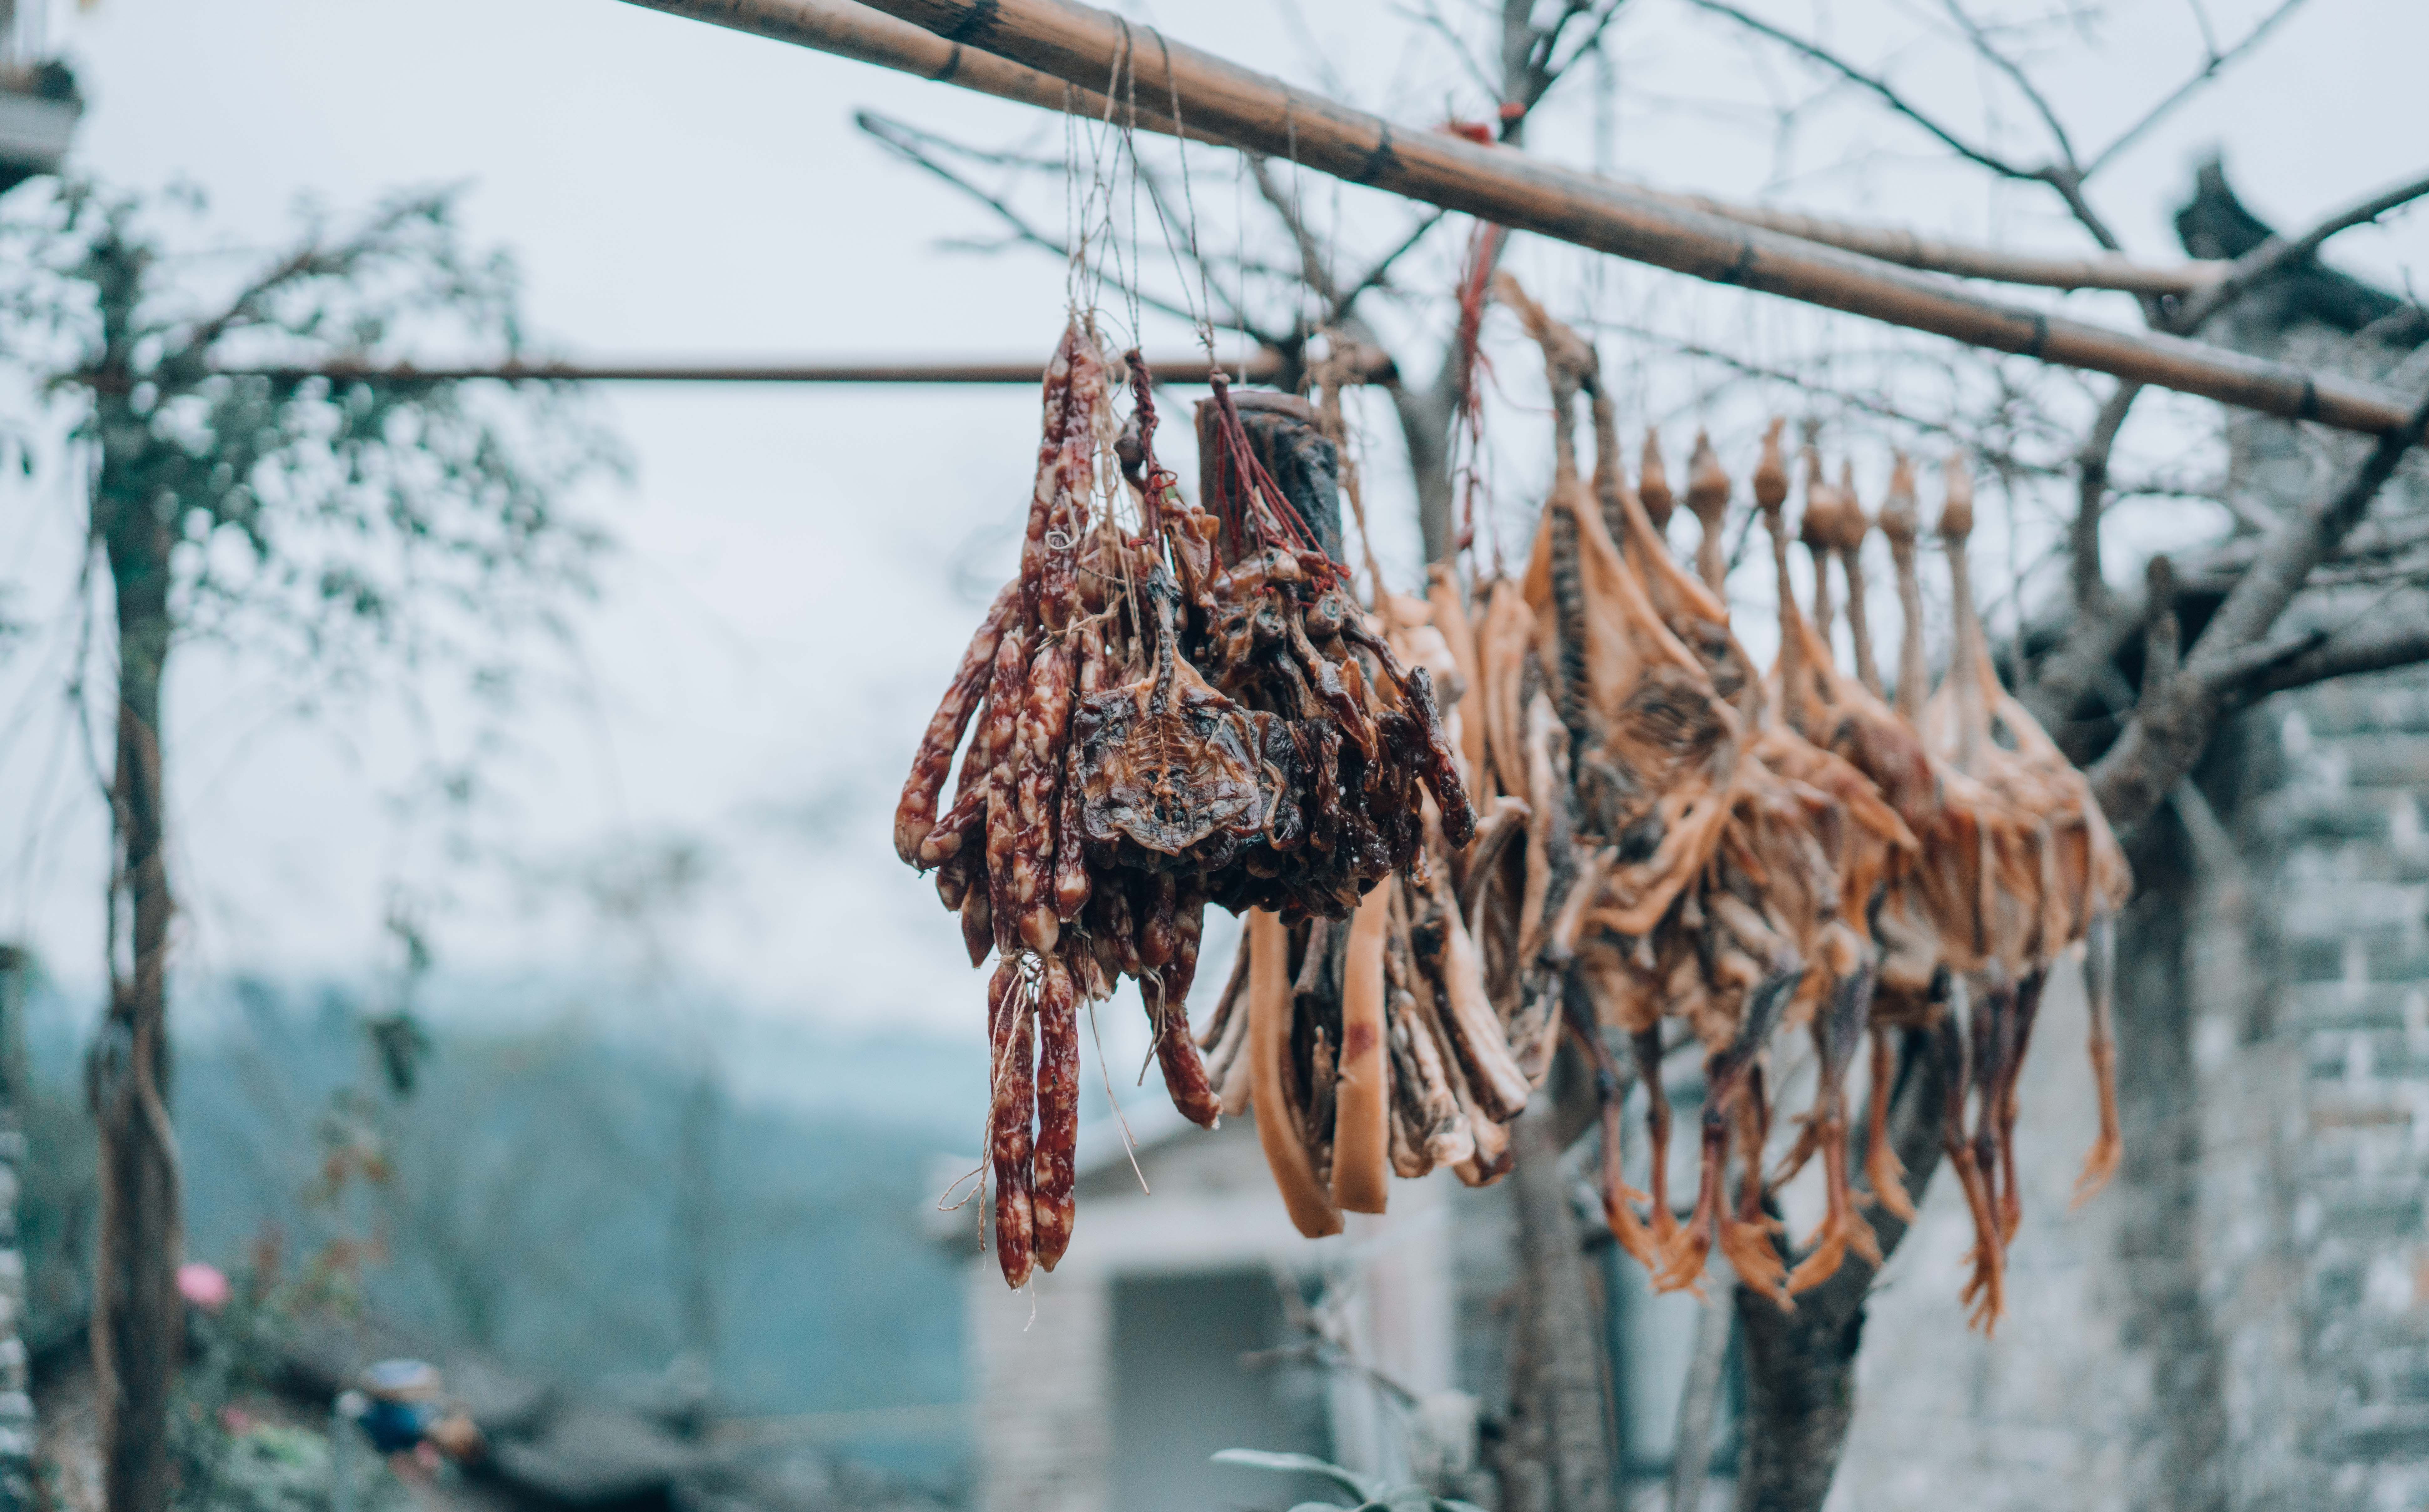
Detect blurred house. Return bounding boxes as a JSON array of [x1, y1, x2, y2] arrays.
[[938, 1088, 1742, 1512], [942, 1103, 1455, 1512]]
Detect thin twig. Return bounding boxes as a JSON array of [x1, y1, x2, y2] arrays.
[[2083, 0, 2312, 178]]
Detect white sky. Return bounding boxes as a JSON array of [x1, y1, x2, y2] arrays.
[[0, 0, 2421, 1038]]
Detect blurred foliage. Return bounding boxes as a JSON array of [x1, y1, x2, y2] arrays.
[[1211, 1449, 1488, 1512], [0, 176, 626, 701], [167, 1277, 411, 1512]]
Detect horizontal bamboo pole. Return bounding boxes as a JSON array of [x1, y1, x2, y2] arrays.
[[676, 0, 2415, 435], [626, 0, 2230, 297], [175, 353, 1291, 386], [625, 0, 1207, 140], [1643, 190, 2225, 296]]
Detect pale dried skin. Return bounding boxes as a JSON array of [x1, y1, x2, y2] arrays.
[[1455, 794, 1531, 927], [1416, 867, 1534, 1121], [1477, 580, 1538, 801], [1686, 431, 1731, 596], [1247, 908, 1342, 1236], [1426, 563, 1490, 789], [1331, 877, 1394, 1214]]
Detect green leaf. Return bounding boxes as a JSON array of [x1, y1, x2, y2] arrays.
[[1434, 1500, 1491, 1512], [1211, 1449, 1381, 1500], [1285, 1503, 1359, 1512]]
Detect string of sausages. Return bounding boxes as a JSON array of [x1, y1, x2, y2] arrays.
[[894, 321, 1486, 1286]]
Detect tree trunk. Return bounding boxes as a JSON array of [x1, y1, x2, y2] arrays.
[[1498, 1098, 1617, 1512], [2112, 808, 2229, 1512], [88, 454, 183, 1512], [1731, 1021, 1960, 1512], [1666, 1272, 1734, 1512]]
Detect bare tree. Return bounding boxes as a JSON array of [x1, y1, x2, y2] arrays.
[[0, 180, 616, 1512]]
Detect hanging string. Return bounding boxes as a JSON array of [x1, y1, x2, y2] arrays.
[[1146, 25, 1219, 365]]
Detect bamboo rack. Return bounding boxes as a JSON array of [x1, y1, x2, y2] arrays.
[[634, 0, 2229, 299], [625, 0, 2419, 436], [195, 354, 1291, 386]]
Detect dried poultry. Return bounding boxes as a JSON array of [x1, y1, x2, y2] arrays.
[[1491, 278, 1921, 1304], [1475, 280, 2130, 1323], [1918, 459, 2133, 1282]]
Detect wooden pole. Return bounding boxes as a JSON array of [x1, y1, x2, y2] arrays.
[[146, 353, 1315, 387], [625, 0, 2230, 297], [654, 0, 2416, 435]]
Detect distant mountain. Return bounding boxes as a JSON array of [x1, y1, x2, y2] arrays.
[[13, 970, 978, 1472]]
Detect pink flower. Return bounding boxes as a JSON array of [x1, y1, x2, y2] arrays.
[[178, 1262, 233, 1313]]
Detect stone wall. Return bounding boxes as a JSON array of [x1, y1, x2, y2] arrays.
[[1824, 666, 2429, 1512], [0, 949, 33, 1512]]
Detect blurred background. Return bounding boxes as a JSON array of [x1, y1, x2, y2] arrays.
[[3, 1, 2425, 1510]]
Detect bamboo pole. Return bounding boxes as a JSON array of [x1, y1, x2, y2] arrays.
[[1646, 190, 2225, 296], [153, 353, 1299, 387], [626, 0, 1200, 140], [625, 0, 2229, 297], [644, 0, 2416, 435]]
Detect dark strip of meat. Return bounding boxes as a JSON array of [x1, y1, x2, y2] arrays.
[[1137, 871, 1180, 972], [1153, 885, 1221, 1128], [958, 880, 993, 970]]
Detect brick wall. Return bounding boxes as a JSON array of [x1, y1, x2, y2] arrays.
[[2251, 677, 2429, 1509], [0, 951, 32, 1512]]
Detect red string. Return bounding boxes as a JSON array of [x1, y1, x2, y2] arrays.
[[1204, 371, 1336, 583]]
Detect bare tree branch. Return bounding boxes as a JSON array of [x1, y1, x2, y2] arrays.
[[2082, 0, 2313, 178], [2174, 169, 2429, 333], [2092, 391, 2429, 828], [1682, 0, 2029, 181], [855, 109, 1282, 345], [2071, 382, 2140, 614], [2225, 597, 2429, 706], [1397, 0, 1503, 105], [1936, 0, 2082, 175]]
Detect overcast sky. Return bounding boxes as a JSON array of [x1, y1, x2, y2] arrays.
[[0, 0, 2421, 1041]]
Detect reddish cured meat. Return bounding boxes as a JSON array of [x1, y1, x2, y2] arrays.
[[981, 622, 1031, 959], [895, 582, 1017, 867], [987, 959, 1037, 1288], [1149, 885, 1222, 1128], [1012, 635, 1078, 952], [1052, 744, 1092, 924], [1032, 953, 1080, 1270]]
